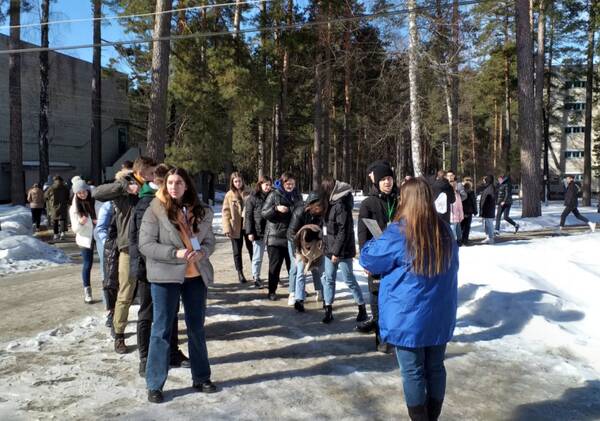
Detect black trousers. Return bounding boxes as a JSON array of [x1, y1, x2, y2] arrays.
[[560, 206, 589, 227], [460, 215, 473, 244], [31, 208, 42, 228], [230, 230, 253, 272], [495, 204, 517, 230], [53, 218, 66, 234], [137, 278, 180, 360], [267, 245, 287, 294]]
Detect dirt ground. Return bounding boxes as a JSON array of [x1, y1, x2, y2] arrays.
[[1, 236, 600, 420]]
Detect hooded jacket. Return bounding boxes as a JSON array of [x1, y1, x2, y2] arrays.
[[261, 183, 300, 248], [44, 180, 70, 220], [479, 176, 497, 218], [244, 190, 269, 239], [323, 181, 356, 259], [357, 183, 398, 249]]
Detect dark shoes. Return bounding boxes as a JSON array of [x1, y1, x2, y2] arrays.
[[356, 304, 368, 323], [105, 311, 114, 328], [238, 271, 248, 284], [114, 335, 127, 354], [322, 305, 334, 324], [427, 398, 443, 421], [139, 358, 147, 377], [254, 277, 263, 289], [267, 293, 278, 301], [515, 223, 520, 234], [407, 404, 428, 421], [148, 389, 164, 403], [170, 349, 191, 368], [294, 300, 305, 313], [193, 380, 217, 394], [356, 318, 376, 334]]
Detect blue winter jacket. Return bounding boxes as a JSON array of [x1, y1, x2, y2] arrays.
[[359, 221, 459, 348], [94, 201, 113, 245]]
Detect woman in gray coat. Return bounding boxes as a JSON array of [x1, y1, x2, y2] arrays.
[[138, 167, 217, 403]]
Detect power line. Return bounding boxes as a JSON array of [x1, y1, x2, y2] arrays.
[[0, 0, 272, 31], [0, 0, 484, 55]]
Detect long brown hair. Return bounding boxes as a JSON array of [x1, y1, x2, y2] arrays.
[[319, 176, 336, 215], [229, 171, 245, 200], [159, 167, 205, 233], [254, 175, 272, 194], [75, 192, 96, 220], [395, 177, 452, 277]]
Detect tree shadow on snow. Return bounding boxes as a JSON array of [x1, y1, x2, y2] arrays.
[[512, 380, 600, 421], [454, 284, 584, 343]]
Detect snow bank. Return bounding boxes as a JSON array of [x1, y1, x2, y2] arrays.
[[0, 205, 69, 276]]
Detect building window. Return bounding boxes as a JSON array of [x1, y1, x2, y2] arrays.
[[565, 81, 587, 89], [564, 102, 586, 111], [564, 150, 584, 158], [564, 126, 585, 134], [118, 127, 128, 155]]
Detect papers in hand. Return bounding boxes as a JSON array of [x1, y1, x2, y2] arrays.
[[362, 218, 383, 239]]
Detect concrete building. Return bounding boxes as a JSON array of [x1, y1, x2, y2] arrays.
[[0, 34, 131, 202], [547, 66, 599, 198]]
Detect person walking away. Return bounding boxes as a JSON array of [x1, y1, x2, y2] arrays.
[[93, 156, 157, 354], [431, 170, 456, 224], [319, 176, 367, 324], [139, 167, 217, 403], [244, 176, 272, 288], [222, 172, 253, 283], [44, 176, 70, 240], [261, 172, 297, 301], [560, 175, 596, 232], [460, 180, 477, 245], [360, 177, 458, 421], [69, 179, 100, 303], [449, 180, 464, 244], [356, 160, 398, 353], [287, 191, 324, 311], [479, 175, 497, 244], [27, 183, 44, 231], [129, 163, 190, 377], [495, 175, 519, 234]]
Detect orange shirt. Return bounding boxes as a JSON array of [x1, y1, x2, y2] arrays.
[[176, 210, 201, 278]]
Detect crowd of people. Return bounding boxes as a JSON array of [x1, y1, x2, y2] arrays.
[[21, 159, 597, 419]]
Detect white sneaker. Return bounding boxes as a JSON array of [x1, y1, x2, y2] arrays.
[[53, 234, 59, 240], [59, 232, 65, 240], [287, 293, 295, 306], [315, 290, 323, 303], [84, 287, 93, 304], [588, 222, 596, 232]]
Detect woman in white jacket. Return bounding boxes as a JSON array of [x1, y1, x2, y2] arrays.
[[69, 179, 99, 303]]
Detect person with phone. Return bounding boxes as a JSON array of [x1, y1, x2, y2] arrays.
[[139, 167, 217, 403]]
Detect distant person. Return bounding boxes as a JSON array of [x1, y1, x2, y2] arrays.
[[44, 176, 70, 240], [27, 183, 44, 231], [560, 175, 596, 232], [446, 170, 466, 201], [460, 180, 477, 245], [495, 175, 519, 234], [359, 177, 458, 421], [431, 170, 456, 223], [244, 175, 272, 288], [479, 175, 497, 244], [449, 180, 464, 243], [222, 172, 253, 284]]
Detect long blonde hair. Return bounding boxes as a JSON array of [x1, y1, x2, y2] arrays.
[[394, 177, 452, 277]]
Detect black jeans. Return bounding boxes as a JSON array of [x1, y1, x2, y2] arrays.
[[267, 245, 287, 294], [495, 204, 517, 230], [53, 218, 66, 235], [560, 206, 589, 227], [230, 230, 253, 272], [460, 215, 473, 244], [31, 208, 42, 228], [137, 278, 180, 360]]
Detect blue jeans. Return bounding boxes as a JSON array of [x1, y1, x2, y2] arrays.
[[80, 247, 93, 288], [294, 258, 323, 301], [251, 239, 266, 280], [321, 257, 365, 306], [146, 277, 211, 391], [483, 218, 495, 243], [287, 240, 298, 294], [395, 344, 447, 406]]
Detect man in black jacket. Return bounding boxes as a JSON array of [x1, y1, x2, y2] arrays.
[[431, 170, 456, 223], [244, 176, 272, 288], [560, 175, 596, 231], [479, 175, 497, 244], [356, 161, 397, 353], [495, 175, 519, 234]]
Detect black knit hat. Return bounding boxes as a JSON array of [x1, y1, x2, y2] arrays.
[[306, 191, 320, 205], [372, 163, 395, 186]]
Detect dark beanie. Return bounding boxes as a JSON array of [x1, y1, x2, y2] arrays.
[[372, 164, 395, 186]]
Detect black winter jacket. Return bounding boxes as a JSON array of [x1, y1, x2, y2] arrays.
[[261, 188, 297, 247], [497, 177, 513, 205], [102, 208, 120, 290], [357, 185, 398, 249], [287, 205, 322, 246], [564, 181, 579, 208], [431, 178, 456, 223], [129, 194, 154, 281], [479, 183, 497, 218], [462, 190, 478, 217], [323, 181, 356, 259], [244, 191, 268, 239]]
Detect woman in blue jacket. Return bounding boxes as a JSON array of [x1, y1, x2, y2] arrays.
[[360, 177, 458, 421]]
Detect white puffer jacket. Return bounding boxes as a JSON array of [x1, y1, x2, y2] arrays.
[[69, 198, 102, 249]]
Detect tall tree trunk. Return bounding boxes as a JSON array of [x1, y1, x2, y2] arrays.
[[274, 103, 281, 175], [543, 9, 555, 204], [90, 0, 102, 184], [516, 0, 541, 216], [449, 0, 460, 171], [332, 104, 338, 179], [233, 0, 242, 37], [270, 105, 276, 177], [407, 0, 422, 176], [493, 101, 498, 169], [342, 7, 352, 182], [9, 0, 25, 205], [146, 0, 173, 162], [534, 0, 545, 203], [258, 121, 265, 178], [503, 13, 511, 173], [39, 0, 50, 186], [470, 105, 477, 182], [583, 0, 595, 206], [313, 60, 323, 190], [322, 3, 332, 177]]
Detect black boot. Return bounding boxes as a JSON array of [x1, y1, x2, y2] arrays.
[[254, 277, 263, 289], [407, 404, 428, 421], [238, 271, 248, 284], [355, 318, 376, 334], [294, 300, 305, 312], [356, 304, 368, 322], [322, 305, 334, 324], [427, 398, 443, 421]]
